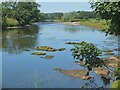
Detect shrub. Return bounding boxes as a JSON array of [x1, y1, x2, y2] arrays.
[[6, 18, 19, 27], [71, 41, 103, 67], [111, 80, 120, 89], [112, 67, 120, 80]]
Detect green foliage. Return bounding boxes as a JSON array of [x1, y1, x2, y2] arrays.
[[71, 41, 103, 67], [111, 80, 120, 89], [46, 11, 97, 22], [62, 11, 96, 22], [91, 2, 120, 36], [2, 2, 45, 27], [6, 18, 19, 27], [12, 2, 41, 26], [112, 67, 120, 80], [47, 13, 63, 20], [79, 19, 108, 29], [39, 13, 47, 21]]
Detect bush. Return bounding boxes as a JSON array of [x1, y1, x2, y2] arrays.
[[71, 41, 103, 67], [111, 80, 120, 89], [6, 18, 19, 27], [112, 67, 120, 80]]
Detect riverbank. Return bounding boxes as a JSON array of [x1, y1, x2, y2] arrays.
[[3, 18, 39, 29], [4, 18, 108, 30], [56, 19, 109, 30]]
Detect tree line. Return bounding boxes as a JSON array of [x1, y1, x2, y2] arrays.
[[46, 11, 98, 22]]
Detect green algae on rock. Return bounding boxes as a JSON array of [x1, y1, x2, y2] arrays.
[[34, 46, 57, 52], [34, 46, 66, 52], [31, 52, 46, 55]]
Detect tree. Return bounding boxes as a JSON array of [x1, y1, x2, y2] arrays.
[[91, 2, 120, 36], [2, 2, 17, 27], [12, 2, 41, 26], [2, 2, 44, 27]]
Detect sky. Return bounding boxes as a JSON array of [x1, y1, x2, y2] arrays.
[[0, 0, 93, 13], [39, 2, 92, 13]]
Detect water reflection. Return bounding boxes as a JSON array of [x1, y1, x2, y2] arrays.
[[2, 25, 39, 54], [64, 25, 98, 33], [64, 26, 81, 33]]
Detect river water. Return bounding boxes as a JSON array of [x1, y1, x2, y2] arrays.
[[1, 22, 119, 88]]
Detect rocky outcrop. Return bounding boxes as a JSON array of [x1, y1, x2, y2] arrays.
[[54, 68, 91, 80], [31, 52, 46, 55], [93, 67, 109, 76]]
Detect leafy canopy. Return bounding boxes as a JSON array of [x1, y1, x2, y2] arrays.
[[91, 2, 120, 36], [2, 2, 46, 26]]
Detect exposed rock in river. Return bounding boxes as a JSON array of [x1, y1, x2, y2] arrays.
[[35, 46, 57, 52], [31, 52, 46, 55], [65, 42, 80, 45], [103, 56, 120, 68], [57, 48, 66, 51], [40, 55, 54, 59], [34, 46, 66, 52], [93, 67, 109, 76], [102, 50, 114, 52], [24, 49, 30, 51], [103, 52, 114, 55], [54, 68, 91, 80], [114, 48, 120, 51]]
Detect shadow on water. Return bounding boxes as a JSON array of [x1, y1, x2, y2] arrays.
[[63, 25, 102, 34], [101, 76, 110, 86], [2, 25, 40, 54]]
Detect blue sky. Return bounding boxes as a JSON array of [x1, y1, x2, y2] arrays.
[[39, 2, 92, 13]]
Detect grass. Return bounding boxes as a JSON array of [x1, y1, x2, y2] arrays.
[[111, 80, 120, 89], [55, 18, 109, 30], [6, 18, 19, 27], [78, 19, 109, 29]]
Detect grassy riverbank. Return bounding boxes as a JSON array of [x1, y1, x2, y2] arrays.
[[55, 19, 109, 30], [78, 19, 109, 29], [5, 18, 109, 30]]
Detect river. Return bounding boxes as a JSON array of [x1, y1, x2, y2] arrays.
[[1, 22, 119, 88]]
